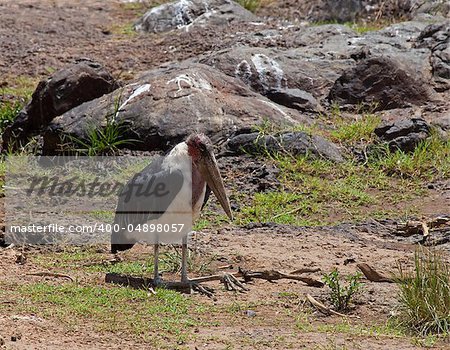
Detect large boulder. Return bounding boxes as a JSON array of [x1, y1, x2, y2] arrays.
[[224, 131, 344, 162], [200, 42, 355, 107], [134, 0, 258, 33], [200, 22, 443, 110], [328, 56, 433, 110], [42, 63, 309, 154], [3, 60, 119, 149]]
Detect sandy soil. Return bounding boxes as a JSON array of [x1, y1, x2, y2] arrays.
[[0, 1, 449, 349]]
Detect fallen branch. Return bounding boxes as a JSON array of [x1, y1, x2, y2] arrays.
[[357, 263, 393, 283], [105, 273, 192, 294], [26, 272, 74, 282], [290, 267, 321, 274], [105, 268, 324, 295], [239, 268, 324, 287], [306, 294, 360, 319]]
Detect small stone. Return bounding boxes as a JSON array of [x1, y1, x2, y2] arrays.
[[11, 332, 22, 342], [244, 310, 256, 317]]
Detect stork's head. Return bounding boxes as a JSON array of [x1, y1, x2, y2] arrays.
[[186, 134, 233, 220]]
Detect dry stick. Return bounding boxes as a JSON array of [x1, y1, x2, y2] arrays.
[[290, 267, 321, 275], [272, 207, 304, 220], [306, 294, 360, 318], [357, 263, 393, 283], [26, 272, 74, 282]]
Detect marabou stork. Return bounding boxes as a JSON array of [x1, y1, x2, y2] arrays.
[[111, 133, 232, 283]]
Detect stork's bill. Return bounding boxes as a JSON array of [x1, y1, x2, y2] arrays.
[[186, 134, 233, 221]]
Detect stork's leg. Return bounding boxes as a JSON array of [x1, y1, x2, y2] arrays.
[[153, 243, 161, 283], [181, 235, 188, 283]]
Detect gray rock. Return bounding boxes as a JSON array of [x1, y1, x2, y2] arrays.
[[42, 63, 308, 154], [201, 21, 443, 108], [201, 44, 355, 103], [328, 56, 432, 110], [225, 131, 344, 162], [3, 59, 119, 149], [266, 88, 323, 112], [374, 117, 431, 151], [413, 0, 450, 18], [415, 21, 450, 92], [134, 0, 258, 33]]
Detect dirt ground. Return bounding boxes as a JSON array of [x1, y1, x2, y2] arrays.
[[1, 222, 448, 350], [0, 1, 449, 349]]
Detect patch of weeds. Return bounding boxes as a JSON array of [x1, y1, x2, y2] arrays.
[[239, 190, 323, 226], [63, 89, 139, 155], [236, 155, 401, 226], [110, 23, 138, 37], [330, 114, 381, 144], [322, 269, 363, 312], [66, 118, 137, 156], [236, 0, 261, 12], [0, 101, 22, 133], [394, 246, 449, 337], [19, 282, 198, 337], [368, 132, 450, 180]]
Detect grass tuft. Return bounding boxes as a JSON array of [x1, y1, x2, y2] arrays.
[[369, 132, 450, 180], [394, 246, 450, 337], [0, 101, 23, 133]]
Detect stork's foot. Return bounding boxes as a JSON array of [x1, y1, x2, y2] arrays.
[[221, 273, 249, 292], [152, 274, 164, 287], [180, 278, 215, 297]]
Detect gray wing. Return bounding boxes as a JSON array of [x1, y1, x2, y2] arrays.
[[111, 156, 184, 250]]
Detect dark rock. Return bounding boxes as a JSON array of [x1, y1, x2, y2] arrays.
[[266, 88, 322, 112], [415, 21, 450, 91], [374, 117, 431, 151], [42, 63, 308, 154], [11, 332, 21, 342], [134, 0, 258, 33], [3, 59, 119, 149], [328, 56, 432, 110], [225, 131, 344, 162]]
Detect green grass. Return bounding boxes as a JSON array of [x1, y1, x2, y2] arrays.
[[32, 245, 214, 276], [369, 134, 450, 180], [330, 114, 381, 144], [236, 0, 261, 12], [0, 75, 37, 133], [394, 247, 450, 337], [224, 115, 449, 227], [0, 100, 22, 134], [19, 282, 197, 341], [296, 312, 405, 339], [311, 20, 388, 34], [67, 119, 138, 156], [233, 154, 425, 226]]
